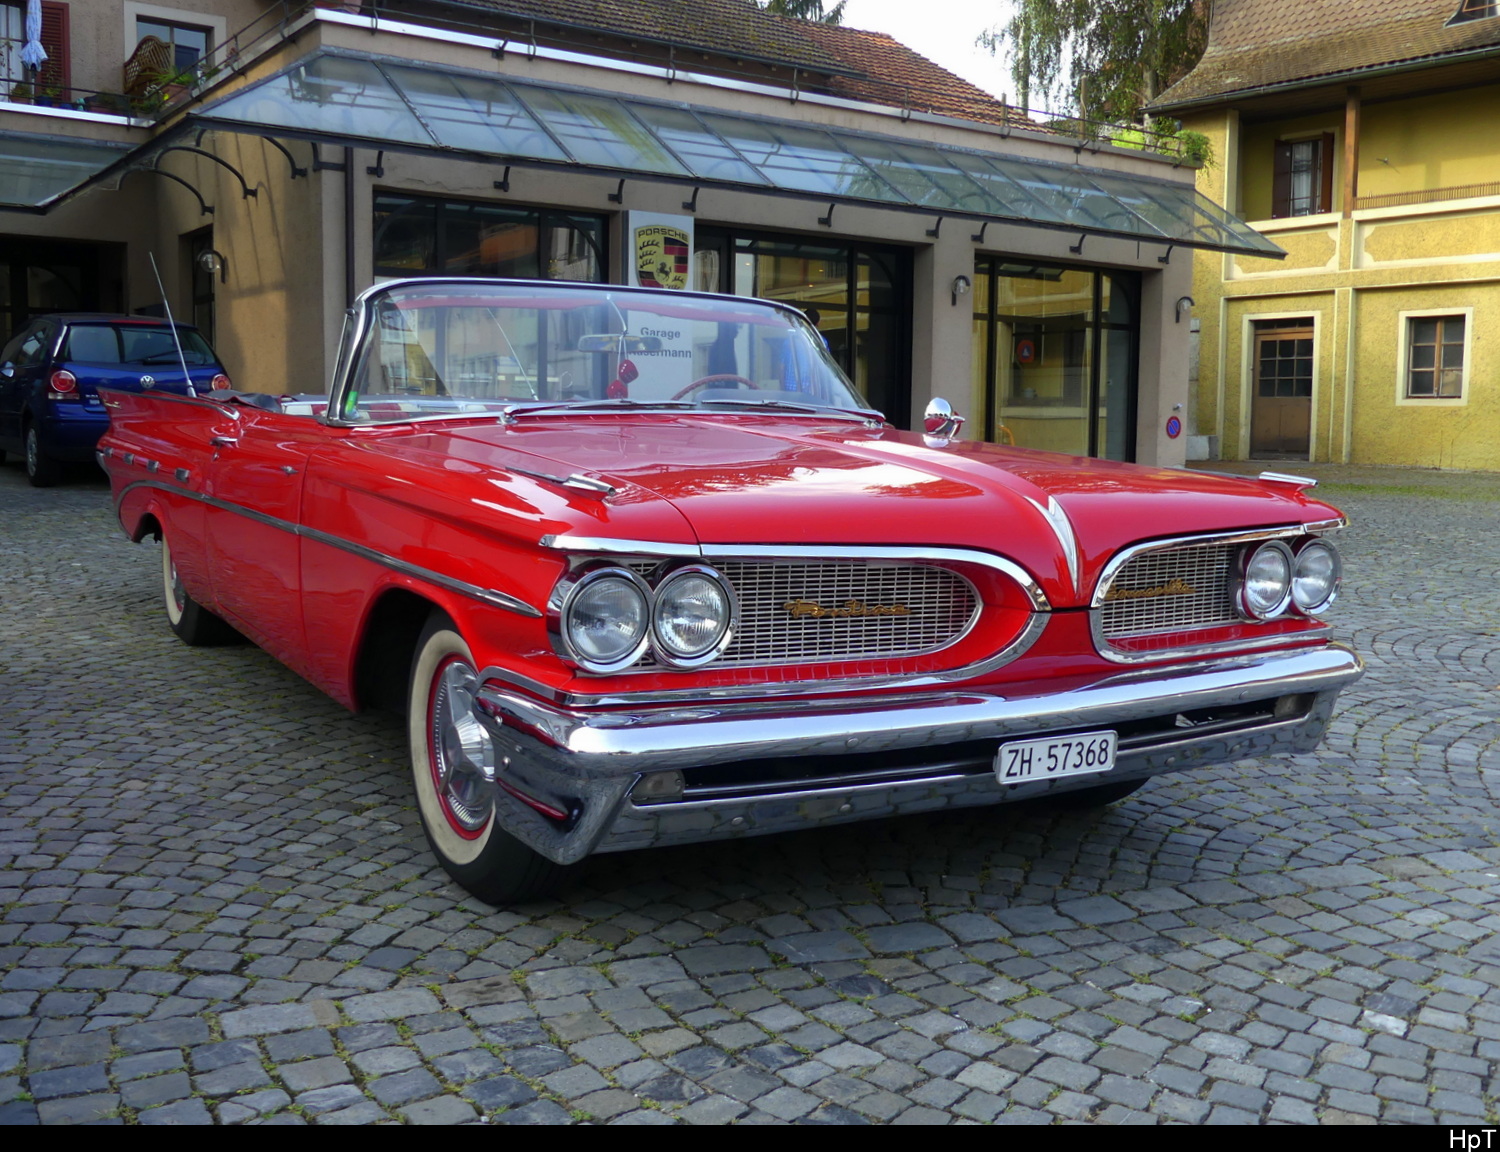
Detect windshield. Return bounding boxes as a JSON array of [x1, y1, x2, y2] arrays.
[[340, 280, 873, 424], [63, 324, 217, 366]]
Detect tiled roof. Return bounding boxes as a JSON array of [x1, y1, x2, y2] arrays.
[[798, 21, 1024, 126], [446, 0, 847, 72], [1151, 0, 1500, 109]]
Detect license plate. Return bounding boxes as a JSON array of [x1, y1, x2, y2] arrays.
[[996, 731, 1117, 785]]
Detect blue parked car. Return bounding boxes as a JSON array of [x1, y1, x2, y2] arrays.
[[0, 314, 230, 486]]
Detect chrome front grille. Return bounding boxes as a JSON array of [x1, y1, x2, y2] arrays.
[[1098, 542, 1239, 639], [633, 560, 978, 668]]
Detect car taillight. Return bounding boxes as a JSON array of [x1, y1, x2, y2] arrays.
[[210, 374, 231, 391], [49, 370, 78, 398]]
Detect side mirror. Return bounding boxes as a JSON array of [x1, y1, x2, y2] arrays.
[[923, 397, 964, 438], [1, 362, 13, 378]]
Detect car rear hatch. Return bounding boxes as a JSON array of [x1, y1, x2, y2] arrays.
[[60, 322, 223, 412]]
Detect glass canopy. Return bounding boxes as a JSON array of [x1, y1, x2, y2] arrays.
[[0, 132, 132, 210], [191, 50, 1283, 257]]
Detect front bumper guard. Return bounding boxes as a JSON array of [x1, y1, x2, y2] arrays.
[[473, 643, 1363, 864]]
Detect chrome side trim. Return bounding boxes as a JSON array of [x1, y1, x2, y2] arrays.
[[480, 611, 1050, 707], [540, 535, 702, 558], [114, 478, 541, 618]]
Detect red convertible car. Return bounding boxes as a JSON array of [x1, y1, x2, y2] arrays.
[[100, 279, 1362, 904]]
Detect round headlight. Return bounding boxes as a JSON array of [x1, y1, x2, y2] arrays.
[[652, 567, 734, 666], [562, 570, 650, 671], [1241, 541, 1293, 620], [1292, 540, 1341, 614]]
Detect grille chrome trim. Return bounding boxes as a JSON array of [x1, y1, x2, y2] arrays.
[[1091, 523, 1340, 664], [633, 560, 979, 669]]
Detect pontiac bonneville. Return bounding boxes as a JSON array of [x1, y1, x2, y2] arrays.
[[100, 279, 1362, 904]]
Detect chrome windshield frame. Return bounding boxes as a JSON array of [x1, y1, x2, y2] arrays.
[[325, 276, 880, 428]]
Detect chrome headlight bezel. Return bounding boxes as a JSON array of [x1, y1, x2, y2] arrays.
[[550, 566, 652, 673], [1238, 540, 1294, 621], [1290, 539, 1342, 615], [651, 564, 738, 668]]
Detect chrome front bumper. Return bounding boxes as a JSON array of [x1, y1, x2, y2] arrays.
[[473, 644, 1363, 864]]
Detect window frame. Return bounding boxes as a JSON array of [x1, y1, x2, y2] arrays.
[[124, 4, 223, 74], [1271, 132, 1337, 219], [1449, 0, 1498, 25], [1396, 308, 1472, 407]]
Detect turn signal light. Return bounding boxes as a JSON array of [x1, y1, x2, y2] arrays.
[[49, 370, 77, 394], [210, 374, 232, 390]]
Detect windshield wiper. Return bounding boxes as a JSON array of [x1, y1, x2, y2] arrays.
[[698, 397, 878, 420], [501, 398, 699, 421]]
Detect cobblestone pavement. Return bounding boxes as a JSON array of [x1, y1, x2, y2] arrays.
[[3, 459, 1500, 1125]]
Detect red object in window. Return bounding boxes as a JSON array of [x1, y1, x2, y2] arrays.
[[606, 378, 628, 398], [39, 2, 70, 95]]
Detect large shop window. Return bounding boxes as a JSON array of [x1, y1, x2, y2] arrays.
[[373, 193, 606, 283], [693, 229, 912, 426], [972, 259, 1139, 461]]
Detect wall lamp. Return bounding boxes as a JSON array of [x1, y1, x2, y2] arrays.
[[197, 248, 228, 284], [951, 274, 972, 307], [1175, 295, 1194, 324]]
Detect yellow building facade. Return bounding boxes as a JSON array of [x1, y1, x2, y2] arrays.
[[1152, 0, 1500, 470]]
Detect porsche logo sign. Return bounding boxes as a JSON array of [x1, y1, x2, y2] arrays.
[[635, 225, 690, 290]]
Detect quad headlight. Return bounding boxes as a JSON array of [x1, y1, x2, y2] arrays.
[[558, 568, 651, 672], [1239, 541, 1294, 620], [652, 566, 735, 667], [553, 564, 735, 673], [1290, 540, 1341, 614], [1239, 537, 1342, 621]]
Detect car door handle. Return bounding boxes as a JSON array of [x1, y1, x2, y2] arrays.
[[210, 436, 239, 448]]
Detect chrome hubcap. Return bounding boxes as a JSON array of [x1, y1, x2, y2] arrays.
[[169, 557, 185, 614], [430, 660, 495, 832]]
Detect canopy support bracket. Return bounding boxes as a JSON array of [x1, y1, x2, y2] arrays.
[[310, 142, 346, 173], [818, 202, 836, 227], [1069, 232, 1086, 254], [366, 150, 385, 177], [157, 146, 258, 199], [1158, 244, 1175, 265], [682, 186, 700, 213], [494, 165, 512, 192], [925, 216, 943, 239], [971, 221, 989, 244], [608, 178, 626, 203], [261, 136, 307, 179], [126, 166, 213, 215]]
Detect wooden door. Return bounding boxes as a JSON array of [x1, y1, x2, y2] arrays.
[[1251, 326, 1313, 458]]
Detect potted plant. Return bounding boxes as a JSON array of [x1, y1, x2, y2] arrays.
[[9, 79, 33, 104]]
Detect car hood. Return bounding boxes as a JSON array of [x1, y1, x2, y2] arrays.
[[380, 415, 1342, 607]]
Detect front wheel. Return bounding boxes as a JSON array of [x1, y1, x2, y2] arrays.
[[161, 534, 240, 646], [409, 614, 566, 904], [24, 425, 60, 487]]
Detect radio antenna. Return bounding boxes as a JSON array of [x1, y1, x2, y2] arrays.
[[148, 252, 196, 397]]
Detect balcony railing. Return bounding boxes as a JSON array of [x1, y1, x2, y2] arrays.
[[1355, 181, 1500, 211]]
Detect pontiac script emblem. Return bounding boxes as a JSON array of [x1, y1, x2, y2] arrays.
[[785, 599, 912, 619], [1104, 578, 1197, 601]]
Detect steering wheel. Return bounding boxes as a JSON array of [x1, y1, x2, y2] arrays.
[[671, 374, 760, 401]]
